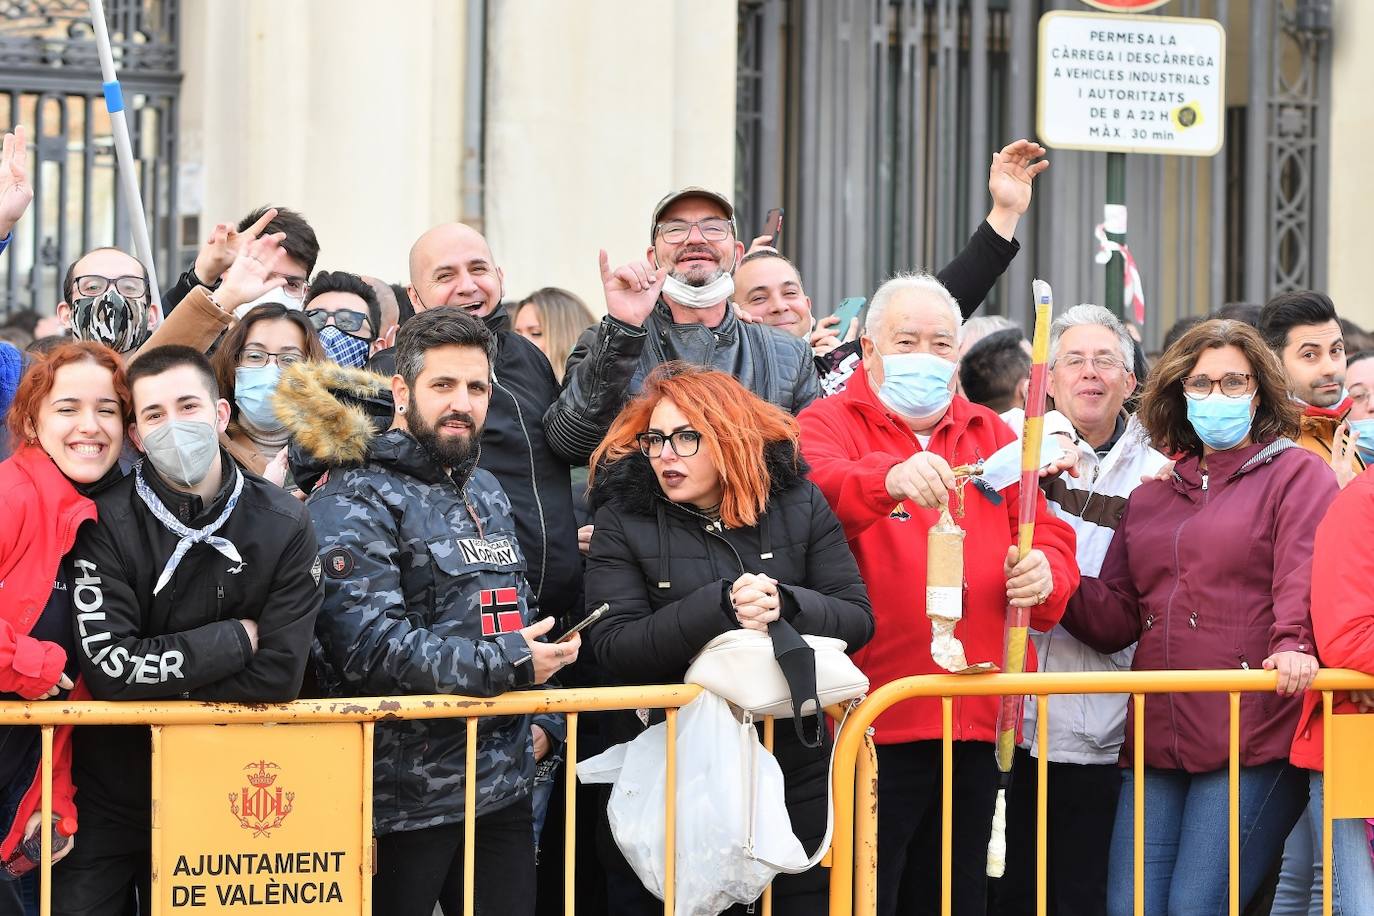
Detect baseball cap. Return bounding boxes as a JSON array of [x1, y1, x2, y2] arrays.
[[650, 187, 736, 241]]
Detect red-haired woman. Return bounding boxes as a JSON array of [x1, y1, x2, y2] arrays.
[[0, 342, 130, 907], [584, 363, 873, 915]]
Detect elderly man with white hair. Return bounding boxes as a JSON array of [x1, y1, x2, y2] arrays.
[[798, 273, 1080, 916], [991, 304, 1167, 916]]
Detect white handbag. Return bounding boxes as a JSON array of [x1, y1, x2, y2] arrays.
[[685, 625, 869, 728], [685, 620, 868, 875]]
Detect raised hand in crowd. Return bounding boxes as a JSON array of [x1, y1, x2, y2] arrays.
[[193, 206, 278, 286], [1331, 421, 1360, 489], [0, 125, 33, 240], [1003, 546, 1053, 608], [986, 138, 1050, 240], [745, 233, 776, 256], [885, 451, 958, 509], [599, 248, 666, 328], [731, 573, 781, 632], [520, 616, 579, 685], [1263, 649, 1319, 697], [209, 231, 290, 314], [808, 313, 859, 358]]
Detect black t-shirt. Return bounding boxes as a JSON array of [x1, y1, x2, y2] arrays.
[[0, 569, 77, 795]]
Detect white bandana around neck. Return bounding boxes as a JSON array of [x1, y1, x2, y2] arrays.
[[134, 461, 245, 595]]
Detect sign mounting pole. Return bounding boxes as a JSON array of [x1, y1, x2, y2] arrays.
[[1037, 7, 1226, 328], [1105, 152, 1126, 319]]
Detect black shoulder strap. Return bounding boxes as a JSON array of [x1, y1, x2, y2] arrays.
[[767, 618, 823, 747]]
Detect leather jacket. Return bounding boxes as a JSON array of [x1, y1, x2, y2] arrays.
[[544, 301, 820, 464]]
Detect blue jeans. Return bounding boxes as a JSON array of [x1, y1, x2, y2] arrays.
[[1271, 802, 1322, 916], [1308, 772, 1374, 915], [1106, 762, 1308, 916]]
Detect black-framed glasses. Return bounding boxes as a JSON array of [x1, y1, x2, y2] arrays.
[[1054, 354, 1128, 374], [655, 218, 733, 244], [240, 348, 305, 369], [73, 274, 148, 299], [306, 307, 372, 335], [637, 430, 703, 458], [1182, 372, 1256, 399]]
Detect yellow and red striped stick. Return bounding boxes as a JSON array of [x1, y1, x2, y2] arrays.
[[987, 279, 1054, 877]]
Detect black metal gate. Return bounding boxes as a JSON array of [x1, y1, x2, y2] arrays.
[[0, 0, 181, 322]]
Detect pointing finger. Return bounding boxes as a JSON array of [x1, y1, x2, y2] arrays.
[[246, 207, 278, 240], [598, 249, 613, 284]]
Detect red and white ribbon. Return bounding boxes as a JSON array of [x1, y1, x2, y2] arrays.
[[1094, 204, 1146, 324]]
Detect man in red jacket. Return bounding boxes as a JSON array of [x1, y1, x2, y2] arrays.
[[798, 273, 1078, 916]]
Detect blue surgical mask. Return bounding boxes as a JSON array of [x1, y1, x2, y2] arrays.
[[320, 325, 370, 369], [1349, 418, 1374, 464], [1185, 393, 1254, 450], [234, 364, 284, 433], [878, 352, 956, 419]]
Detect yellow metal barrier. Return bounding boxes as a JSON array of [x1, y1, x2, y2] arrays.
[[1, 686, 704, 916], [826, 669, 1374, 916], [6, 672, 1374, 916]]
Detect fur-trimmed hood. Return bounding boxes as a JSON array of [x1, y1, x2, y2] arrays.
[[273, 361, 394, 466], [589, 438, 808, 517]]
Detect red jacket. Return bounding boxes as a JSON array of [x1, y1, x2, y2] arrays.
[[1291, 467, 1374, 771], [0, 446, 95, 861], [1065, 440, 1336, 773], [798, 370, 1077, 744]]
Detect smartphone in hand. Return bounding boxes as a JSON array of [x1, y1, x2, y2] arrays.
[[557, 603, 608, 644], [763, 208, 784, 249]]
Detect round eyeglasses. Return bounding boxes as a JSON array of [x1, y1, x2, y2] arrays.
[[1181, 372, 1256, 399]]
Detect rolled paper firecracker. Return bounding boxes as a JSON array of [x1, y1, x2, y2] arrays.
[[988, 277, 1054, 879], [926, 505, 969, 672]]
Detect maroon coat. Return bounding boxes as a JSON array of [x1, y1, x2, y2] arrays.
[[1062, 439, 1337, 772]]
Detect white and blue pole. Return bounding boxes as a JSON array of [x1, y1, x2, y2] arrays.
[[89, 0, 162, 305]]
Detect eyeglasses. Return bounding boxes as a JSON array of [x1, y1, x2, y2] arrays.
[[275, 274, 309, 297], [1181, 372, 1256, 399], [305, 307, 372, 335], [637, 430, 703, 458], [240, 348, 305, 369], [73, 274, 148, 299], [655, 218, 733, 244], [1053, 354, 1128, 374]]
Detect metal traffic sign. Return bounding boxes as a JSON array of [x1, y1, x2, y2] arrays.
[[1038, 10, 1226, 157]]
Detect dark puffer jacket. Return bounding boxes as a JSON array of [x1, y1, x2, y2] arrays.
[[583, 441, 873, 902], [277, 363, 565, 836]]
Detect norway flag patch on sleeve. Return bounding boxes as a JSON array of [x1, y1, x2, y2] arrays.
[[480, 587, 523, 636]]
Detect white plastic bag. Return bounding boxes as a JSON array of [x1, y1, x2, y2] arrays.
[[578, 692, 806, 916]]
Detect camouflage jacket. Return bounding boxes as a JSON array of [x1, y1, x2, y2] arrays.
[[306, 428, 563, 835]]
